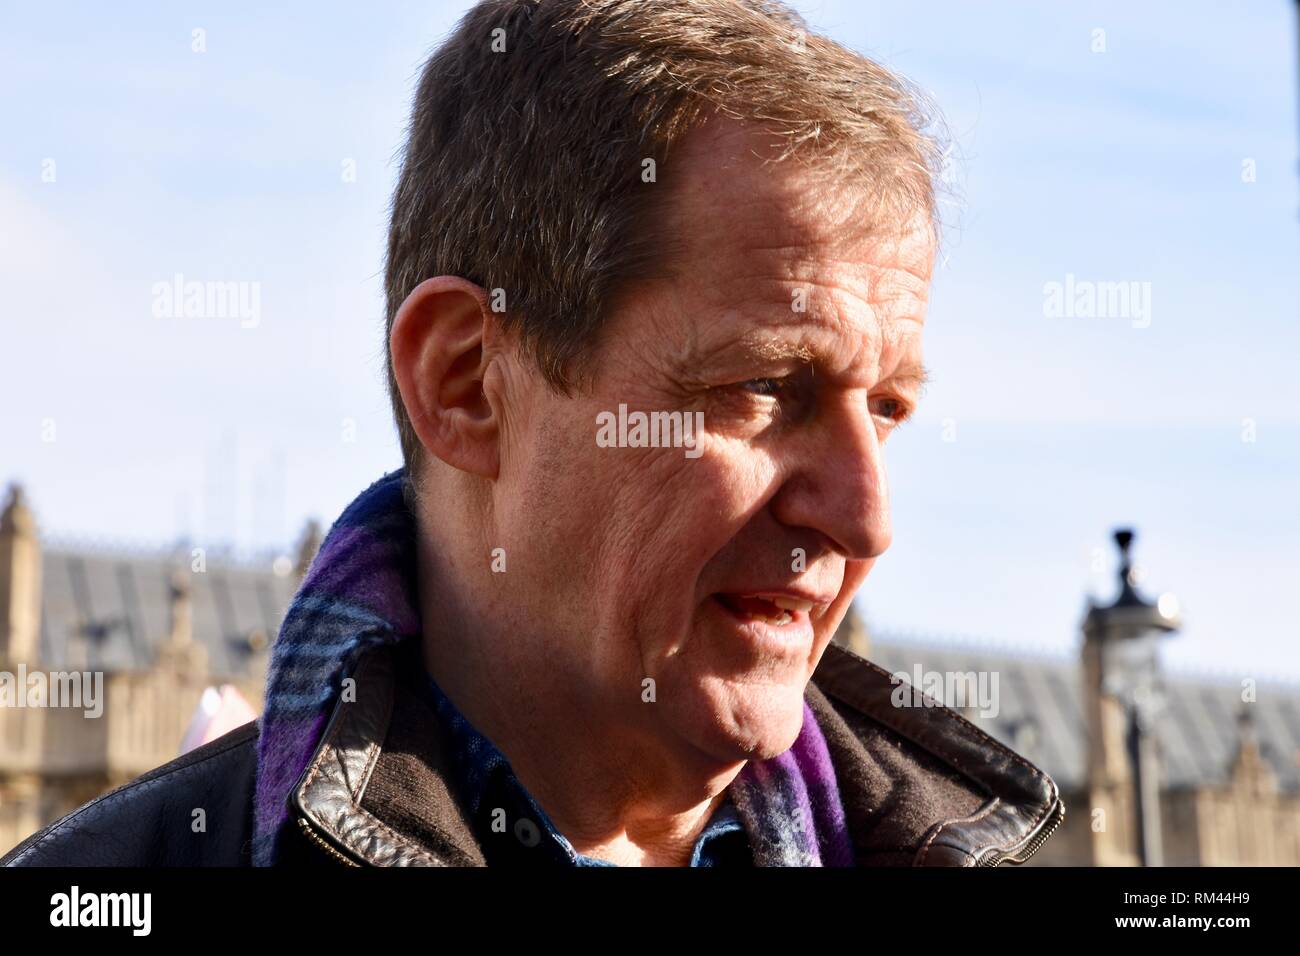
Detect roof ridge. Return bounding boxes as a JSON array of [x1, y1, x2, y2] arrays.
[[871, 632, 1300, 694], [42, 533, 292, 574]]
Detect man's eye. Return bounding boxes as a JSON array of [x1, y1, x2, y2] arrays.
[[871, 396, 912, 424], [739, 378, 787, 397]]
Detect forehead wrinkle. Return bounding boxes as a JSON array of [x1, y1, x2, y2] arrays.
[[708, 233, 927, 321], [691, 260, 903, 365], [655, 245, 930, 386], [872, 259, 933, 305], [670, 202, 897, 301], [704, 263, 876, 339]]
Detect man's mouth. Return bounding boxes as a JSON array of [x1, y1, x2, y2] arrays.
[[712, 593, 818, 627]]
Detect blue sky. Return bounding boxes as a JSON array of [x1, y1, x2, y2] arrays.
[[2, 2, 1297, 682]]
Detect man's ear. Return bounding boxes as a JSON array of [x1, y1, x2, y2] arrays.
[[389, 276, 500, 479]]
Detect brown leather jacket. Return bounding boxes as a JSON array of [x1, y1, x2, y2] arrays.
[[1, 641, 1064, 867]]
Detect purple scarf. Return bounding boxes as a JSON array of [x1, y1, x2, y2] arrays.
[[253, 469, 854, 866]]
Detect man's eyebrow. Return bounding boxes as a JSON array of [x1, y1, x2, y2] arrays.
[[742, 339, 817, 364], [881, 363, 932, 392], [674, 337, 929, 391], [672, 336, 816, 375]]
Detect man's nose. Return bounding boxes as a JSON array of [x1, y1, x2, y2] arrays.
[[768, 401, 892, 562]]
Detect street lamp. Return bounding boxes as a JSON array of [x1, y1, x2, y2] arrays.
[[1082, 529, 1181, 866]]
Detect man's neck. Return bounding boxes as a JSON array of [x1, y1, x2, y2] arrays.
[[415, 545, 744, 866], [562, 790, 732, 866]]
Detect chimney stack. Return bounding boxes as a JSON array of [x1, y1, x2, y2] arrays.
[[167, 569, 193, 646], [833, 606, 870, 658], [0, 483, 42, 666], [157, 568, 207, 675], [294, 519, 322, 582]]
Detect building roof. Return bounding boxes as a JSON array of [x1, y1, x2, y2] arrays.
[[870, 635, 1300, 795], [37, 544, 297, 678]]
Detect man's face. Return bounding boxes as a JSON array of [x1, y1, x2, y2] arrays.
[[488, 120, 933, 764]]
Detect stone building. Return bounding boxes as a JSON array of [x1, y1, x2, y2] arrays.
[[839, 611, 1300, 866], [3, 482, 1298, 864], [0, 484, 317, 854]]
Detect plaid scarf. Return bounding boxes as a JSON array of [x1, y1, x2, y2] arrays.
[[252, 469, 855, 867]]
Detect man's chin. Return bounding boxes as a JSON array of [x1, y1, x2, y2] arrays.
[[673, 680, 809, 763]]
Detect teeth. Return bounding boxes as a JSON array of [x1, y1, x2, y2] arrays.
[[768, 596, 814, 614], [716, 594, 810, 627]]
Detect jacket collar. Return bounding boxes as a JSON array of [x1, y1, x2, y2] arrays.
[[291, 639, 1064, 866]]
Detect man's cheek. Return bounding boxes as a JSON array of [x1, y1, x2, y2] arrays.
[[612, 474, 720, 603], [847, 556, 874, 582], [655, 457, 750, 554], [821, 560, 871, 630]]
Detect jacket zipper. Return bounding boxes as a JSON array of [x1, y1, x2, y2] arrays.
[[976, 800, 1066, 867], [296, 815, 362, 867]]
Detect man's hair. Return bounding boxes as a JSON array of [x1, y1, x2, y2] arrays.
[[385, 0, 944, 476]]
